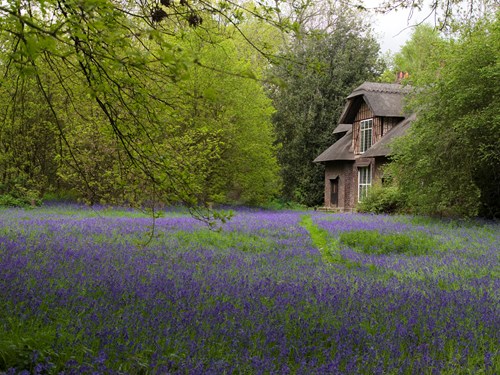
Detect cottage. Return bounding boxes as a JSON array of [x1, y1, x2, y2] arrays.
[[314, 82, 413, 211]]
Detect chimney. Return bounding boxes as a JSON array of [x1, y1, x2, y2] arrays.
[[396, 71, 409, 83]]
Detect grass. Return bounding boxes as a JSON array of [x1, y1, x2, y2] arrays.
[[172, 229, 274, 253], [337, 229, 439, 256], [0, 206, 498, 374], [299, 215, 341, 263]]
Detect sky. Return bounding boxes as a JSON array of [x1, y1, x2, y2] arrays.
[[364, 1, 433, 53]]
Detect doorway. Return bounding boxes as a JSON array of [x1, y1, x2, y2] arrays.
[[330, 177, 339, 207]]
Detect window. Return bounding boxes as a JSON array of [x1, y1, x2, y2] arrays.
[[358, 166, 372, 202], [359, 119, 373, 153]]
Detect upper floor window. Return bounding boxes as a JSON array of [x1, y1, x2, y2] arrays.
[[359, 119, 373, 153]]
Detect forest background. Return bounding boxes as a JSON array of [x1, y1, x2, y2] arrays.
[[0, 0, 498, 219]]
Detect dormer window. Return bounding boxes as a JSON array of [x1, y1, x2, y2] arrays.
[[359, 119, 373, 153]]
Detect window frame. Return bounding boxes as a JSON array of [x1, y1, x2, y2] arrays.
[[359, 119, 373, 153], [358, 165, 372, 202]]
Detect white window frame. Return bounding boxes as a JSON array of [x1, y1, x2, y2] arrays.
[[359, 119, 373, 153], [358, 166, 372, 202]]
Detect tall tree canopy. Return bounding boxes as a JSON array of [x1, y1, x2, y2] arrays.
[[0, 1, 280, 218], [0, 0, 493, 217], [388, 14, 500, 218], [268, 10, 383, 206], [379, 24, 448, 84]]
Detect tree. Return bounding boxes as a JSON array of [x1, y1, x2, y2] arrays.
[[269, 12, 383, 206], [0, 1, 282, 219], [0, 0, 487, 217], [161, 31, 280, 205], [379, 24, 448, 84], [374, 0, 497, 30], [388, 14, 500, 218]]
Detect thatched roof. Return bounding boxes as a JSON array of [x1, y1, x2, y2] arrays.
[[339, 82, 411, 123], [362, 114, 416, 158], [332, 123, 351, 134], [314, 130, 355, 162], [314, 82, 415, 164]]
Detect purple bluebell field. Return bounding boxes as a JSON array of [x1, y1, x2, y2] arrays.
[[0, 206, 498, 374]]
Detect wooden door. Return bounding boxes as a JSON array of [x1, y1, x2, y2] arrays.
[[330, 178, 339, 207]]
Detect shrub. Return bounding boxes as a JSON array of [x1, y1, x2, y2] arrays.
[[263, 198, 309, 211], [357, 185, 405, 214], [0, 183, 41, 207], [0, 194, 25, 207], [42, 189, 80, 203], [338, 229, 438, 256], [0, 193, 40, 208]]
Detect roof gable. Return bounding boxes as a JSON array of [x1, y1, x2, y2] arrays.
[[315, 82, 415, 163], [361, 114, 416, 158], [332, 123, 351, 134], [314, 130, 355, 163], [339, 82, 411, 123]]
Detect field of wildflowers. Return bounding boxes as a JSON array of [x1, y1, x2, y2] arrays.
[[0, 205, 498, 374]]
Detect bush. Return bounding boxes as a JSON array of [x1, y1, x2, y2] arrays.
[[0, 194, 40, 207], [42, 189, 80, 203], [338, 230, 438, 256], [263, 198, 309, 211], [0, 182, 42, 207], [0, 194, 23, 207], [357, 185, 405, 214]]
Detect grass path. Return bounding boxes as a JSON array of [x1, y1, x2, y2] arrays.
[[299, 214, 341, 263]]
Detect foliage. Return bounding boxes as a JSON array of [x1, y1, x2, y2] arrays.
[[0, 194, 36, 208], [0, 206, 498, 373], [262, 198, 309, 211], [379, 24, 448, 84], [0, 1, 282, 217], [269, 11, 383, 206], [0, 72, 59, 202], [0, 1, 492, 218], [173, 35, 280, 206], [357, 184, 405, 214], [0, 184, 41, 207], [375, 0, 497, 30], [388, 14, 500, 218]]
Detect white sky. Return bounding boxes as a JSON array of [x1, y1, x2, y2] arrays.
[[363, 1, 434, 54]]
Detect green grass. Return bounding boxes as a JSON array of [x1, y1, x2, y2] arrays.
[[172, 229, 274, 253], [338, 229, 439, 256], [300, 215, 341, 263]]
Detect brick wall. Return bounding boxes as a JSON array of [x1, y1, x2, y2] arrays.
[[325, 157, 388, 211], [324, 161, 355, 211]]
